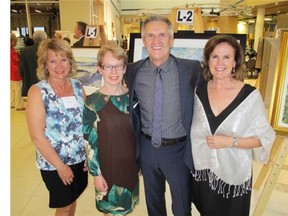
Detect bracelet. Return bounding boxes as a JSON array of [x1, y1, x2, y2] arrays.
[[232, 137, 238, 148]]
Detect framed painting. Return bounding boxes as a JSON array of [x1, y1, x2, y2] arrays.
[[269, 29, 288, 135], [128, 31, 246, 62], [72, 47, 102, 95]]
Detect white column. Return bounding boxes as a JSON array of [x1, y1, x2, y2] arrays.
[[24, 0, 32, 37], [253, 8, 265, 51]]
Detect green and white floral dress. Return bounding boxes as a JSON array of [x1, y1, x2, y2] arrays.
[[83, 91, 139, 215]]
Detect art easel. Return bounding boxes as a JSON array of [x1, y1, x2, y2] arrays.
[[83, 25, 107, 47], [252, 135, 288, 215], [170, 7, 204, 33]]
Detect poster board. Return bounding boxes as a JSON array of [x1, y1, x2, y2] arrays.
[[269, 29, 288, 135], [72, 48, 102, 95]]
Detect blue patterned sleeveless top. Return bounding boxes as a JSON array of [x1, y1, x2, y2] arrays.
[[36, 78, 86, 170]]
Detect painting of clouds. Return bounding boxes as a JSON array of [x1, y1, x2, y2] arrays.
[[72, 48, 103, 94]]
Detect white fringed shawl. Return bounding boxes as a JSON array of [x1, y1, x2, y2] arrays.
[[191, 89, 276, 198]]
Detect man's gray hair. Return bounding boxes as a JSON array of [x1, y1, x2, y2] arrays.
[[33, 30, 47, 43], [141, 16, 174, 38]]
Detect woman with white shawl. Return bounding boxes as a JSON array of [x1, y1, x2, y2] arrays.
[[190, 35, 276, 216]]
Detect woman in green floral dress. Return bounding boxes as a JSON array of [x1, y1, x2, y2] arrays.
[[83, 45, 139, 215]]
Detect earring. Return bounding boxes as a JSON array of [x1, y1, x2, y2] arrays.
[[232, 67, 235, 74]]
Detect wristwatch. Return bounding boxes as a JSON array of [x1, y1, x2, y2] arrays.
[[232, 137, 238, 148]]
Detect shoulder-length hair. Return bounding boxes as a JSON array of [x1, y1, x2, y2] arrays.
[[202, 34, 246, 81], [37, 38, 77, 80]]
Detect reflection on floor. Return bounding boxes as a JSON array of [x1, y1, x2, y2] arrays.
[[11, 107, 288, 215]]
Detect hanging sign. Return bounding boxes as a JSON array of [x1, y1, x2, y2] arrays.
[[85, 26, 98, 38], [176, 10, 194, 24]]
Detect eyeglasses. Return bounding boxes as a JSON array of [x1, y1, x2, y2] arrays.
[[101, 64, 126, 72]]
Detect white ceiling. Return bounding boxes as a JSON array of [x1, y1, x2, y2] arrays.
[[10, 0, 288, 19], [119, 0, 288, 18]]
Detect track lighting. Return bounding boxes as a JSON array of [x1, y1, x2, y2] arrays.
[[209, 8, 220, 16]]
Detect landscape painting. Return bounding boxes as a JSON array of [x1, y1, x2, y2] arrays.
[[72, 48, 102, 94]]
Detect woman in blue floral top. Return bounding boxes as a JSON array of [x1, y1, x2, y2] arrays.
[[83, 45, 139, 215], [26, 39, 88, 215]]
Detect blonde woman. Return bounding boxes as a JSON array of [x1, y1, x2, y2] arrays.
[[26, 39, 87, 216]]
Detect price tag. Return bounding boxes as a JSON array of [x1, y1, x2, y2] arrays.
[[85, 26, 98, 38], [176, 10, 194, 24]]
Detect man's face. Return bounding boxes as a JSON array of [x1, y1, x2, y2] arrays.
[[74, 25, 81, 39], [142, 21, 174, 67]]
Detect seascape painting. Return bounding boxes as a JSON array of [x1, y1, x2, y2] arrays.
[[129, 32, 246, 63], [72, 48, 102, 94], [134, 38, 206, 62], [140, 45, 204, 62]]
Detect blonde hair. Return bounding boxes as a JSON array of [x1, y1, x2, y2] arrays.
[[10, 33, 18, 43], [37, 38, 77, 80], [54, 32, 63, 39]]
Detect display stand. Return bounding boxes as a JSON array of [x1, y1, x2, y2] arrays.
[[83, 25, 107, 47], [170, 7, 204, 33], [252, 135, 288, 215]]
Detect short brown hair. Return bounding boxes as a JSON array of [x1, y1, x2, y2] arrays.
[[77, 21, 88, 35], [202, 34, 246, 81]]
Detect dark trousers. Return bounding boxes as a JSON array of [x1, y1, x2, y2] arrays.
[[140, 134, 192, 216]]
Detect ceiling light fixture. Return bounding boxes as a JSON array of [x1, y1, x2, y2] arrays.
[[209, 8, 220, 16], [264, 17, 272, 21]]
